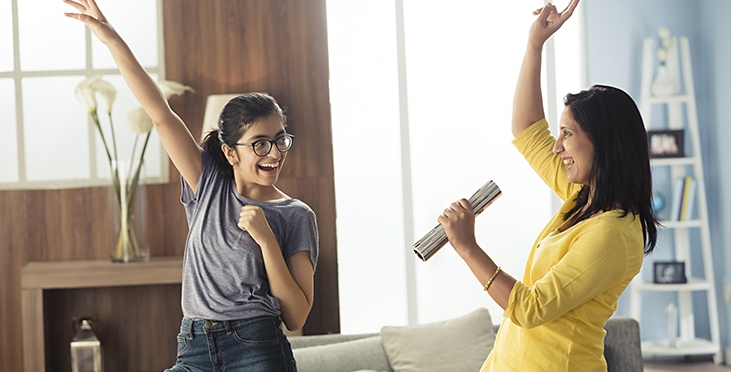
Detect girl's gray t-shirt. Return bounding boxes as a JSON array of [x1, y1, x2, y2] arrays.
[[179, 148, 319, 321]]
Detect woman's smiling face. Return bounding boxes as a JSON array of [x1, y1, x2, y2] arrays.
[[553, 107, 594, 186]]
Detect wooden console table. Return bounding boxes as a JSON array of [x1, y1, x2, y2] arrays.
[[21, 257, 183, 372]]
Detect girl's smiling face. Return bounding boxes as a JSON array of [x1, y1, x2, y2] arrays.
[[225, 114, 289, 190], [553, 107, 594, 186]]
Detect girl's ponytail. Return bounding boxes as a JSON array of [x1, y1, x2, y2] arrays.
[[201, 130, 234, 179]]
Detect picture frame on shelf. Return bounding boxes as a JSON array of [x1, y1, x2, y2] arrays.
[[653, 261, 687, 284], [648, 129, 685, 158]]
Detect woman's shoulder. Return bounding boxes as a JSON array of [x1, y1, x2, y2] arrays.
[[597, 209, 639, 221], [582, 210, 644, 249], [585, 209, 641, 230]]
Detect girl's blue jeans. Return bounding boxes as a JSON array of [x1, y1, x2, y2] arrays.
[[164, 316, 297, 372]]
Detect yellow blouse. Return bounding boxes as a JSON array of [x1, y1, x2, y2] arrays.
[[481, 119, 644, 371]]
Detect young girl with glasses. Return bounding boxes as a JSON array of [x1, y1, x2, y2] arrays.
[[64, 1, 318, 371]]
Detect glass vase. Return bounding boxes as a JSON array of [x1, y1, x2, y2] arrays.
[[109, 160, 149, 263], [651, 65, 676, 96]]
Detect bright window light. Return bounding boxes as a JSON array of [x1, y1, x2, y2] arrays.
[[1, 0, 166, 190], [328, 0, 583, 334]]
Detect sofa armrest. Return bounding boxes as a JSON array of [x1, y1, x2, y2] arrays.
[[604, 317, 643, 372]]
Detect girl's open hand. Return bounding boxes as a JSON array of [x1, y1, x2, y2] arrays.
[[63, 0, 117, 45], [528, 0, 580, 49]]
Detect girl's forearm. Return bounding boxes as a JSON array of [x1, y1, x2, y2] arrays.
[[104, 35, 173, 124], [260, 244, 313, 331]]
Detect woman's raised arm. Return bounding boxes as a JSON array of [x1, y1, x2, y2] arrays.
[[512, 0, 580, 137], [64, 0, 203, 191]]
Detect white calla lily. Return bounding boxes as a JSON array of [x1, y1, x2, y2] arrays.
[[75, 84, 97, 113], [661, 37, 673, 50], [75, 74, 118, 114], [656, 49, 668, 63], [74, 75, 194, 261], [655, 27, 674, 67], [658, 26, 671, 40], [90, 78, 117, 114], [158, 80, 195, 100], [127, 107, 153, 134]]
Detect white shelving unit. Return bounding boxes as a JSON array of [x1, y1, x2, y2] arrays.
[[629, 36, 722, 363]]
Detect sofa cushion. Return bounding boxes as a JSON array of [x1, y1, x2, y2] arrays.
[[293, 335, 393, 372], [290, 332, 379, 349], [380, 307, 495, 372]]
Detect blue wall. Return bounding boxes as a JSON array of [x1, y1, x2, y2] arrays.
[[701, 0, 731, 351], [584, 0, 731, 349]]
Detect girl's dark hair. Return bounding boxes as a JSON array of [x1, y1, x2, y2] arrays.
[[562, 85, 658, 254], [201, 92, 287, 179]]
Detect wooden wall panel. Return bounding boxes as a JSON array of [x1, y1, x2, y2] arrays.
[[43, 285, 182, 372], [0, 1, 338, 371]]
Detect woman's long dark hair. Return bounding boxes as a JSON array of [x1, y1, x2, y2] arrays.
[[562, 85, 658, 254], [201, 92, 287, 179]]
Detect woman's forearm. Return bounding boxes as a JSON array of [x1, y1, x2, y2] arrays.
[[455, 243, 517, 310], [512, 44, 546, 138]]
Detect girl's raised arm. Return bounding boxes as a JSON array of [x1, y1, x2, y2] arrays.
[[64, 0, 203, 191]]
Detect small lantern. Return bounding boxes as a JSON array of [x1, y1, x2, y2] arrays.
[[70, 318, 103, 372]]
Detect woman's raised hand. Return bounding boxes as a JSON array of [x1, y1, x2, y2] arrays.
[[63, 0, 116, 45], [528, 0, 580, 49]]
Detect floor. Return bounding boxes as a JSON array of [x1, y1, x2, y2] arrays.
[[644, 362, 731, 371], [644, 356, 731, 371]]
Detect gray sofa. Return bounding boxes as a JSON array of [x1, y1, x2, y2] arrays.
[[290, 309, 643, 372]]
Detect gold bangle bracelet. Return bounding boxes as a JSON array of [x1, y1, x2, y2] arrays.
[[483, 266, 502, 292]]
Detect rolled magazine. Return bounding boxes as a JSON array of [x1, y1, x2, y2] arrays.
[[413, 180, 502, 262]]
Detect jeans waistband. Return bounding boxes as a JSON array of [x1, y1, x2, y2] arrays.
[[180, 316, 280, 334]]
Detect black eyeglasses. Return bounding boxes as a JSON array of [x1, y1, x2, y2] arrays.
[[235, 134, 294, 156]]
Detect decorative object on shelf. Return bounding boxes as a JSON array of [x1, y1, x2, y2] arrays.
[[665, 303, 678, 348], [651, 193, 665, 214], [651, 66, 675, 97], [107, 159, 148, 262], [651, 26, 677, 97], [653, 261, 687, 284], [70, 317, 102, 372], [75, 75, 194, 262], [647, 129, 684, 158], [668, 176, 697, 222]]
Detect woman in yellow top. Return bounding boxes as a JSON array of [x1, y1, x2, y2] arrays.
[[439, 1, 659, 371]]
